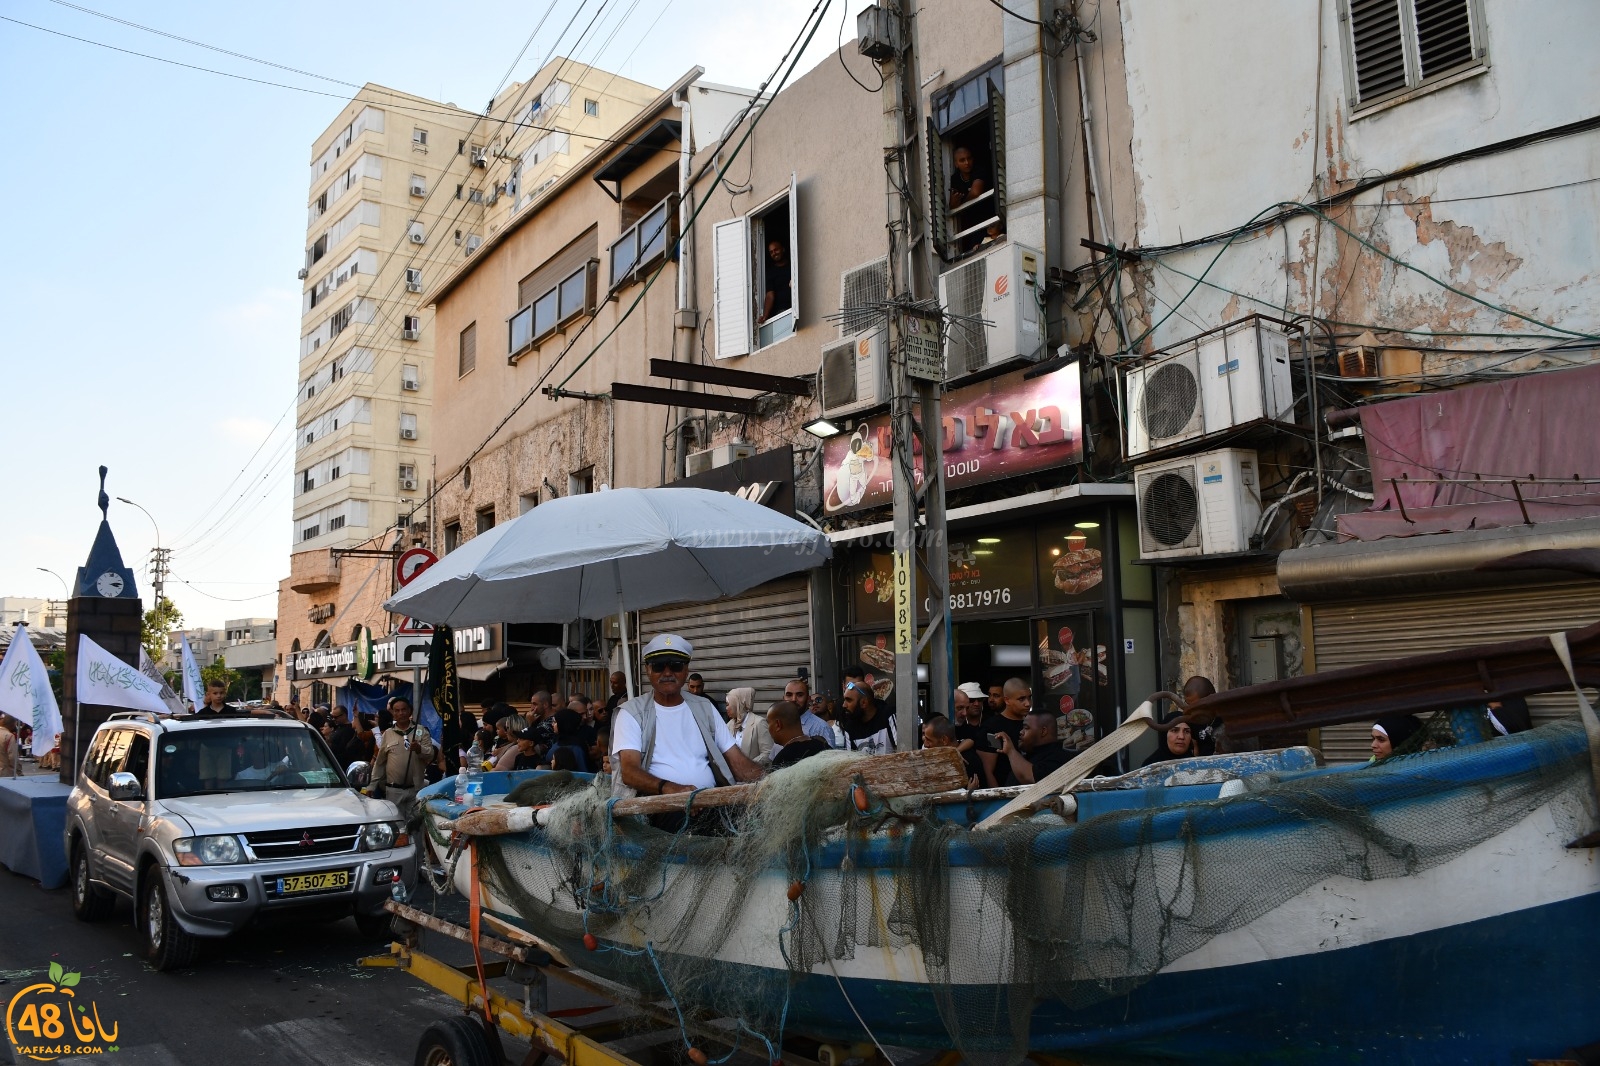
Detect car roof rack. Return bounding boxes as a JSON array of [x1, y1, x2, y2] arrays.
[[107, 711, 169, 723]]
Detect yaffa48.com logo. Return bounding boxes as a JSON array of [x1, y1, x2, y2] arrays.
[[5, 961, 120, 1061]]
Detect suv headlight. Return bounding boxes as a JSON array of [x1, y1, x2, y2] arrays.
[[361, 821, 406, 851], [174, 835, 244, 866]]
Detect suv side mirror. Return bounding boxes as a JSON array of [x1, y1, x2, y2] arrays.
[[346, 761, 371, 790], [107, 771, 144, 802]]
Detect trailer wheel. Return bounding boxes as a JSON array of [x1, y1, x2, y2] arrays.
[[414, 1015, 502, 1066]]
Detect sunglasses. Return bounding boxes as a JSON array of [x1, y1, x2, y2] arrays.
[[648, 657, 690, 673]]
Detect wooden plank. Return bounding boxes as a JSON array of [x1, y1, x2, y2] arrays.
[[480, 911, 574, 968], [610, 382, 763, 415], [383, 899, 531, 962], [612, 747, 967, 817], [974, 703, 1156, 831], [648, 357, 814, 396]]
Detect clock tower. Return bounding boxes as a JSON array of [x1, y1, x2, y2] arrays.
[[61, 466, 146, 783]]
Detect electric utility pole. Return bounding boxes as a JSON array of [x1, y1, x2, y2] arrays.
[[863, 0, 951, 750], [149, 546, 171, 605]]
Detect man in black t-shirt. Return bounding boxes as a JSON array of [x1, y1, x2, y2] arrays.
[[995, 710, 1069, 785], [982, 677, 1032, 786], [767, 701, 829, 770], [759, 240, 792, 324], [841, 680, 897, 755]]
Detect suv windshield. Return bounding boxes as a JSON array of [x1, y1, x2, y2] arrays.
[[155, 726, 345, 799]]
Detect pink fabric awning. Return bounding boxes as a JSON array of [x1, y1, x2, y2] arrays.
[[1339, 362, 1600, 540]]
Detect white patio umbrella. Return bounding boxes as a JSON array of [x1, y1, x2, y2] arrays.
[[383, 487, 831, 696]]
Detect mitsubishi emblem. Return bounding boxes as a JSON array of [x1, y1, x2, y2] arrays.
[[300, 830, 315, 848]]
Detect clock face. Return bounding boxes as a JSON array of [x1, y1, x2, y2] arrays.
[[96, 571, 125, 597]]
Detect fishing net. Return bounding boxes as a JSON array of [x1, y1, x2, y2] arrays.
[[436, 721, 1596, 1065]]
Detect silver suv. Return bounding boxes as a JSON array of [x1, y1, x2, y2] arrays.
[[65, 710, 417, 970]]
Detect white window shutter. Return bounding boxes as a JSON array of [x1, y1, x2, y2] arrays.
[[787, 172, 800, 327], [713, 216, 752, 359]]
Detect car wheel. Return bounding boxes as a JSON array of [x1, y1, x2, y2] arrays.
[[139, 871, 199, 971], [354, 910, 395, 940], [413, 1016, 502, 1066], [71, 844, 114, 922]]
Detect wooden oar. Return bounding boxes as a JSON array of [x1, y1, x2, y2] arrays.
[[450, 748, 968, 835], [974, 702, 1156, 831]]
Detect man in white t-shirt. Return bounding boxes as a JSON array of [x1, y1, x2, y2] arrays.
[[611, 633, 762, 799]]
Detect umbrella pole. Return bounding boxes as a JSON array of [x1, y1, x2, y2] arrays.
[[615, 564, 636, 699]]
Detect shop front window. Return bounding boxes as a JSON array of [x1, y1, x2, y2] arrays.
[[947, 527, 1038, 617], [1037, 518, 1108, 608]]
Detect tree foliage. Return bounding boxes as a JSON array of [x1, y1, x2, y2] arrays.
[[200, 660, 244, 698], [141, 597, 184, 664]]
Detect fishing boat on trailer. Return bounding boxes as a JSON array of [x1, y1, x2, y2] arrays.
[[420, 620, 1600, 1065]]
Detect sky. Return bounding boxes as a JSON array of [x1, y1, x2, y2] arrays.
[[0, 0, 842, 630]]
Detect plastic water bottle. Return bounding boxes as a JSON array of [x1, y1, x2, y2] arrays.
[[466, 738, 483, 767], [454, 762, 470, 805], [465, 770, 484, 807]]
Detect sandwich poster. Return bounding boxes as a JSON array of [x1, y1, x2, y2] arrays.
[[821, 362, 1083, 515]]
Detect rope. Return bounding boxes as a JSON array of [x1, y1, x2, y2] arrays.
[[825, 956, 896, 1066]]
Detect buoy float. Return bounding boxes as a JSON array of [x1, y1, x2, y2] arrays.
[[583, 933, 599, 951], [687, 1048, 708, 1065], [787, 879, 805, 901], [852, 783, 870, 812]]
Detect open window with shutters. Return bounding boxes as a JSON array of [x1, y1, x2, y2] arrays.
[[1340, 0, 1487, 112], [713, 175, 799, 359], [928, 60, 1005, 263]]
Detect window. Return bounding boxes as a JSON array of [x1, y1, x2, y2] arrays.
[[400, 412, 418, 440], [712, 178, 798, 358], [302, 471, 315, 493], [469, 187, 484, 204], [610, 196, 675, 288], [302, 524, 321, 542], [509, 305, 533, 356], [533, 287, 559, 340], [403, 315, 421, 339], [584, 98, 599, 117], [401, 364, 419, 390], [569, 467, 594, 496], [409, 174, 426, 197], [1341, 0, 1484, 110], [413, 128, 428, 147], [519, 491, 539, 514], [557, 266, 587, 323], [476, 506, 496, 535], [459, 322, 477, 376], [929, 61, 1005, 262], [444, 521, 462, 554], [406, 266, 423, 291], [327, 514, 346, 531]]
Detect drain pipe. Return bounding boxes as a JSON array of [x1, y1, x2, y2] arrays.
[[671, 82, 698, 481]]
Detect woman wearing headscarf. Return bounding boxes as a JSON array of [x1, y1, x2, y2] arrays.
[[1370, 713, 1424, 761], [728, 687, 773, 767], [1141, 716, 1197, 767]]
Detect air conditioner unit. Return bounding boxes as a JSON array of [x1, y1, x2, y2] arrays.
[[402, 328, 420, 341], [406, 281, 423, 293], [938, 241, 1043, 381], [464, 235, 482, 255], [685, 442, 756, 476], [400, 477, 417, 491], [402, 379, 420, 391], [409, 181, 426, 197], [819, 329, 888, 419], [1135, 447, 1261, 561], [400, 427, 418, 440], [1124, 316, 1297, 460], [297, 267, 309, 280], [471, 148, 488, 168], [409, 230, 426, 244], [838, 257, 888, 338]]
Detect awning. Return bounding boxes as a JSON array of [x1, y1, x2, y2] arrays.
[[1277, 515, 1600, 601], [826, 483, 1134, 544], [593, 118, 682, 200], [457, 660, 509, 682]]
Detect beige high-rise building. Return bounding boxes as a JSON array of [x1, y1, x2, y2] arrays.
[[276, 65, 659, 705]]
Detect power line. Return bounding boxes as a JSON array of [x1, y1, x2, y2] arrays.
[[42, 0, 362, 88], [401, 0, 836, 524]]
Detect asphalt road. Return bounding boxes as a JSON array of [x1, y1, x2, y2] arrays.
[[0, 866, 566, 1065]]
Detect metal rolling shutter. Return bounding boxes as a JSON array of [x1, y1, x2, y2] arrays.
[[1311, 580, 1600, 763], [639, 578, 812, 708]]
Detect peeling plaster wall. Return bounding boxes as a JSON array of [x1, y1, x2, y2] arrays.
[[1106, 0, 1600, 353]]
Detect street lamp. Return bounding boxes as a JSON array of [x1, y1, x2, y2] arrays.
[[37, 568, 69, 597], [116, 496, 166, 603]]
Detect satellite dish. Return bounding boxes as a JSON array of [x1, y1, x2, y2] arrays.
[[538, 647, 564, 671]]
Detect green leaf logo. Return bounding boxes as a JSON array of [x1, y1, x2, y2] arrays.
[[61, 971, 81, 987], [48, 961, 63, 984]]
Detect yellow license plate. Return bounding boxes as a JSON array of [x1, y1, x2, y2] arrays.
[[277, 870, 350, 895]]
